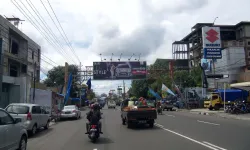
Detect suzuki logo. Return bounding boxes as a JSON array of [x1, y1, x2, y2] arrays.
[[206, 29, 219, 43]]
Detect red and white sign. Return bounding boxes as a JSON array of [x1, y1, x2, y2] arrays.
[[202, 27, 221, 49]]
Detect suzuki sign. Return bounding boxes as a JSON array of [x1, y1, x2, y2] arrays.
[[202, 27, 222, 59]]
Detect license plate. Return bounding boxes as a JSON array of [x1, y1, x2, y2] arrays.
[[65, 112, 71, 114], [90, 129, 97, 131], [139, 121, 146, 123]]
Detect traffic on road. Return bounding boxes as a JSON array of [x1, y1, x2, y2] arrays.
[[2, 100, 250, 150]]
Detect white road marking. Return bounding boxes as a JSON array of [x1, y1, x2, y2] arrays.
[[154, 123, 163, 127], [197, 120, 220, 126], [203, 141, 227, 150], [166, 114, 175, 117], [93, 149, 97, 150], [154, 123, 225, 150]]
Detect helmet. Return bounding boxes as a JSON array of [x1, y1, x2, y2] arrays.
[[90, 104, 95, 109], [93, 103, 99, 110]]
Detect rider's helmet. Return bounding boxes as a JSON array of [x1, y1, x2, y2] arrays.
[[93, 103, 99, 110], [90, 104, 95, 109]]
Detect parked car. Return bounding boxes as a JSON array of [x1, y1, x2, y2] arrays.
[[0, 108, 28, 150], [60, 105, 81, 119], [162, 101, 174, 111], [5, 103, 51, 135], [108, 101, 116, 109]]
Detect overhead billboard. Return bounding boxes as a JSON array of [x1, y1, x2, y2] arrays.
[[202, 27, 222, 59], [93, 61, 147, 80]]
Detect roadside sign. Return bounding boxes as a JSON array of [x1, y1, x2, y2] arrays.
[[202, 27, 222, 59]]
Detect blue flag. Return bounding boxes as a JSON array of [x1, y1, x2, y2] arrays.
[[149, 88, 162, 100], [86, 78, 91, 90], [64, 73, 73, 105]]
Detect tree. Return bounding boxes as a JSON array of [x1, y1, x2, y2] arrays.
[[130, 80, 149, 98], [44, 65, 80, 97], [87, 90, 95, 100]]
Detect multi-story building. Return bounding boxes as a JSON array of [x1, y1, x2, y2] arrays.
[[0, 15, 41, 108], [173, 21, 250, 88]]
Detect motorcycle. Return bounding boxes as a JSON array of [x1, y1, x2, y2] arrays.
[[88, 124, 100, 143], [157, 106, 163, 115]]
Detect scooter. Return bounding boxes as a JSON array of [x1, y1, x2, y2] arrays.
[[88, 124, 100, 143]]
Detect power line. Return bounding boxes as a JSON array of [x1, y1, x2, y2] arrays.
[[18, 0, 77, 64], [39, 0, 80, 63], [24, 0, 77, 64], [11, 0, 76, 64], [46, 0, 80, 62]]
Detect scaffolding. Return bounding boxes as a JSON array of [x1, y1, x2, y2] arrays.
[[172, 41, 189, 59]]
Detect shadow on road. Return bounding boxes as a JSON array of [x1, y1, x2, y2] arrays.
[[29, 128, 53, 139], [94, 137, 114, 144], [130, 125, 162, 130]]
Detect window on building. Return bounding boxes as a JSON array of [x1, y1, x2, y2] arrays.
[[32, 51, 34, 59], [9, 64, 18, 77], [21, 64, 27, 73], [38, 49, 40, 62], [36, 70, 40, 81], [10, 38, 19, 55], [248, 41, 250, 46]]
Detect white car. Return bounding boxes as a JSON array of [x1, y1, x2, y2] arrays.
[[61, 105, 81, 119], [5, 103, 51, 135], [0, 108, 28, 150], [108, 101, 116, 109]]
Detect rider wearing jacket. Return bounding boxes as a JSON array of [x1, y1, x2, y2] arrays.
[[86, 103, 103, 134]]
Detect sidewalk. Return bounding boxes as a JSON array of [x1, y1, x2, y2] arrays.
[[188, 108, 250, 121]]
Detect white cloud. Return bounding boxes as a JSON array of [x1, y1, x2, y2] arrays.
[[1, 0, 250, 94]]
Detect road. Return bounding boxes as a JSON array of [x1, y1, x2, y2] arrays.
[[27, 107, 250, 150]]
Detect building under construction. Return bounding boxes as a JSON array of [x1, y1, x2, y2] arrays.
[[172, 22, 250, 68], [172, 21, 250, 86]]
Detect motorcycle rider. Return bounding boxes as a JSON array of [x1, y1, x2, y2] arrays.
[[85, 103, 103, 134], [156, 101, 162, 113]]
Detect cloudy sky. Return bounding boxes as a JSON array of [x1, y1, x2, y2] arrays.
[[1, 0, 249, 94]]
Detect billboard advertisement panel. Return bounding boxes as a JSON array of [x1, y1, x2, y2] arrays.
[[93, 61, 147, 80], [202, 27, 222, 59]]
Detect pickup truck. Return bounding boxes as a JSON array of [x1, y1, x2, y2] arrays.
[[108, 101, 116, 109], [162, 101, 174, 111], [120, 100, 157, 128]]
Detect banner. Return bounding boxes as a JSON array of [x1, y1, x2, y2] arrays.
[[93, 61, 147, 80], [64, 73, 73, 105], [162, 84, 175, 96], [148, 88, 162, 100]]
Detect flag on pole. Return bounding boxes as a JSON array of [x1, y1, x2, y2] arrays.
[[162, 84, 175, 96], [86, 78, 91, 90], [174, 84, 183, 98], [148, 88, 162, 100], [64, 73, 73, 105]]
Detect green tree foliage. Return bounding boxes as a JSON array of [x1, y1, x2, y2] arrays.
[[130, 80, 149, 98], [87, 90, 95, 100], [44, 65, 80, 97]]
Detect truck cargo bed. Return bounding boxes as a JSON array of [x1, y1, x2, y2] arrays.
[[127, 110, 157, 119]]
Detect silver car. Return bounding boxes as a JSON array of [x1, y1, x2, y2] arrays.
[[115, 63, 132, 78], [61, 105, 81, 119], [0, 108, 28, 150], [5, 103, 51, 135]]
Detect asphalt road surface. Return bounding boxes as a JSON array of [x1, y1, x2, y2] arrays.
[[27, 108, 250, 150]]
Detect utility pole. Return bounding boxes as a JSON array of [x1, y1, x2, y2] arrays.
[[79, 62, 82, 107], [0, 38, 3, 106], [33, 62, 36, 103], [123, 80, 125, 99]]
